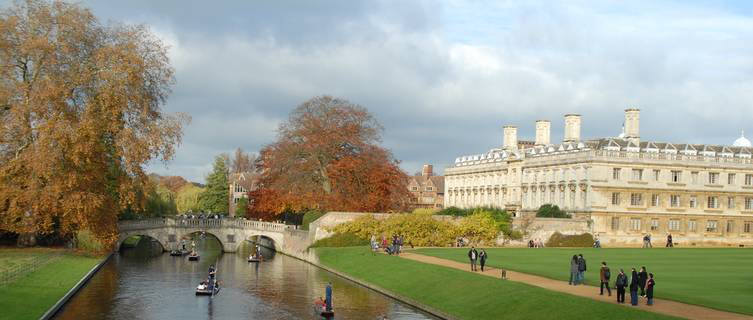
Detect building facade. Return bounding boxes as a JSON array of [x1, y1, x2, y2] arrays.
[[408, 164, 445, 209], [445, 109, 753, 246], [228, 172, 258, 217]]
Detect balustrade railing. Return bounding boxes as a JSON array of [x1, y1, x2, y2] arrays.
[[118, 217, 291, 232]]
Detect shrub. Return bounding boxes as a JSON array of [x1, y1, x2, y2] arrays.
[[436, 206, 467, 216], [411, 208, 437, 215], [536, 204, 571, 218], [301, 210, 326, 230], [309, 232, 369, 248], [76, 229, 105, 252], [546, 232, 594, 247]]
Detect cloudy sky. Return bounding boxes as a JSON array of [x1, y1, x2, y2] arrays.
[[55, 1, 753, 182]]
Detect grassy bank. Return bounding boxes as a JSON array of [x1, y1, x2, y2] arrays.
[[316, 247, 679, 320], [414, 247, 753, 316], [0, 248, 102, 320]]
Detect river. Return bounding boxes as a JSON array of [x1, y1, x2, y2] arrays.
[[53, 235, 437, 320]]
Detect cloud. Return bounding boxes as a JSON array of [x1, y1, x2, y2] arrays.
[[61, 0, 753, 182]]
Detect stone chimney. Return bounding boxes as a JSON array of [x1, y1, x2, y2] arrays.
[[563, 114, 581, 143], [421, 164, 433, 177], [624, 108, 640, 145], [535, 120, 551, 146], [503, 125, 518, 150]]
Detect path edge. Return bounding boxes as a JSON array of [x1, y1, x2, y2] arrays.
[[39, 252, 113, 320]]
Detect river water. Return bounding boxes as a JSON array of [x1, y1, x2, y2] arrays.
[[54, 236, 436, 320]]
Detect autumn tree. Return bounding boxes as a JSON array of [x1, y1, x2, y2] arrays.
[[231, 148, 256, 174], [0, 1, 188, 249], [198, 155, 229, 214], [175, 184, 204, 213], [249, 96, 410, 218]]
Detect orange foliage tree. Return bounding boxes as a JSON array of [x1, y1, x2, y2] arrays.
[[249, 96, 410, 219], [0, 1, 187, 250]]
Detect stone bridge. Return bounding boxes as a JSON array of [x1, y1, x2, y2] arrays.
[[117, 218, 312, 257]]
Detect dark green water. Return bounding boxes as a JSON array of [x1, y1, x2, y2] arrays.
[[53, 236, 436, 320]]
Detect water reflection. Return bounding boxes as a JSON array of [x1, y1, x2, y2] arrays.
[[55, 235, 435, 320]]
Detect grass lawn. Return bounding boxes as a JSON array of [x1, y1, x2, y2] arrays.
[[414, 247, 753, 316], [0, 248, 102, 320], [317, 247, 679, 320]]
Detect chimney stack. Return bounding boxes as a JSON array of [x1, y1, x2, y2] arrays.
[[421, 164, 433, 177], [535, 120, 551, 146], [503, 125, 518, 150], [563, 114, 581, 143], [624, 108, 640, 144]]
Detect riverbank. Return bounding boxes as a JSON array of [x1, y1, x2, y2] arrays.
[[0, 248, 103, 320], [315, 247, 679, 320]]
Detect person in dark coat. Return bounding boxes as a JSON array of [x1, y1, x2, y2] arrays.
[[599, 261, 611, 296], [615, 269, 628, 303], [666, 234, 673, 247], [569, 255, 579, 285], [646, 273, 656, 305], [479, 249, 487, 272], [468, 247, 478, 271], [638, 266, 648, 297], [629, 268, 639, 306], [325, 282, 333, 311], [577, 254, 587, 284]]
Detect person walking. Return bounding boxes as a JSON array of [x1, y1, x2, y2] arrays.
[[569, 255, 579, 285], [599, 261, 612, 296], [468, 246, 478, 271], [629, 268, 639, 306], [642, 234, 649, 248], [638, 266, 648, 298], [479, 249, 487, 272], [646, 273, 656, 306], [666, 234, 673, 247], [577, 254, 587, 284], [615, 269, 627, 303], [647, 234, 653, 248]]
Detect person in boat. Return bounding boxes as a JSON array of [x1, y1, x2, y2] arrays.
[[197, 280, 207, 291], [314, 296, 326, 311], [208, 265, 216, 280], [181, 239, 186, 251], [325, 282, 333, 312], [191, 240, 196, 251]]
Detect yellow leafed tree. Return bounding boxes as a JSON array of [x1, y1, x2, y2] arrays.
[[0, 1, 188, 250]]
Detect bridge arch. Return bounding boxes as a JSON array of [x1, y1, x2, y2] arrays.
[[117, 230, 167, 252]]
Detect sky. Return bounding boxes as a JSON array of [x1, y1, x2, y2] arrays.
[[24, 1, 753, 183]]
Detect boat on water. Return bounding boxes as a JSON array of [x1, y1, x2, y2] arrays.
[[320, 310, 334, 318], [170, 249, 189, 256], [247, 254, 263, 262], [195, 280, 220, 296], [188, 252, 200, 261]]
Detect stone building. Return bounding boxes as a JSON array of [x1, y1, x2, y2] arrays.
[[228, 172, 258, 217], [445, 109, 753, 246], [408, 164, 445, 209]]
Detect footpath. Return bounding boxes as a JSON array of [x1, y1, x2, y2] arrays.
[[400, 251, 753, 320]]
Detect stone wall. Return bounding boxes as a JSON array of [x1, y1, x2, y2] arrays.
[[507, 215, 592, 246]]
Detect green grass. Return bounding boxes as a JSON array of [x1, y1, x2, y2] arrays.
[[121, 235, 142, 247], [414, 247, 753, 316], [316, 247, 679, 320], [0, 249, 102, 320]]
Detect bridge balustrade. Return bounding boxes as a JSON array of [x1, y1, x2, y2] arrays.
[[119, 217, 291, 232]]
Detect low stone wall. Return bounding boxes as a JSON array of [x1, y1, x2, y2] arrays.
[[507, 216, 592, 247]]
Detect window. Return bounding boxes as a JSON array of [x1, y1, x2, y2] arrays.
[[653, 169, 660, 181], [746, 197, 753, 210], [630, 218, 641, 231], [668, 219, 680, 231], [709, 172, 719, 184], [728, 173, 736, 185], [691, 172, 699, 184], [611, 193, 620, 205], [706, 220, 718, 232], [426, 186, 433, 191], [726, 221, 734, 233], [630, 193, 642, 206], [233, 197, 239, 204], [411, 186, 418, 191], [613, 168, 621, 180], [707, 196, 719, 209], [688, 220, 697, 232], [670, 195, 681, 207], [650, 219, 659, 231], [745, 221, 752, 233], [728, 197, 736, 209], [689, 196, 698, 208], [671, 170, 682, 183], [611, 217, 620, 231], [745, 174, 753, 186], [651, 194, 659, 207], [632, 169, 643, 181]]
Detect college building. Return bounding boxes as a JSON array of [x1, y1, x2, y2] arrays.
[[444, 109, 753, 246], [408, 164, 445, 210]]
